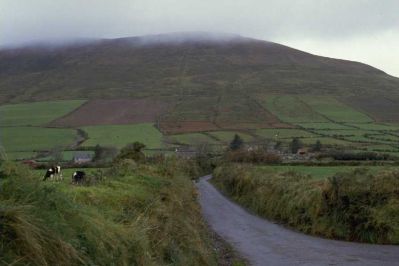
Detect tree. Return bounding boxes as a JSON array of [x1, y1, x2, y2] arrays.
[[290, 137, 303, 154], [274, 141, 282, 150], [115, 142, 146, 162], [93, 144, 118, 162], [49, 145, 63, 164], [194, 142, 215, 174], [313, 140, 322, 152], [229, 134, 244, 151]]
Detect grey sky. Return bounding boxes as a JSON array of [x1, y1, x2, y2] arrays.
[[2, 0, 399, 76]]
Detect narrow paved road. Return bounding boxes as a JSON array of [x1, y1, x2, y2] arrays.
[[197, 176, 399, 266]]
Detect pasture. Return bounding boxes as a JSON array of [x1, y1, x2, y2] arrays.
[[255, 128, 316, 139], [350, 123, 399, 131], [208, 131, 255, 142], [6, 151, 37, 160], [300, 96, 373, 123], [81, 123, 163, 149], [0, 100, 85, 126], [259, 95, 327, 123], [297, 123, 354, 130], [169, 133, 219, 145], [299, 137, 353, 146], [2, 127, 77, 152], [313, 129, 372, 139]]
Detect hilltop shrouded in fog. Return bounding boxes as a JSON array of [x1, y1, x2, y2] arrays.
[[2, 0, 399, 76], [0, 32, 397, 105]]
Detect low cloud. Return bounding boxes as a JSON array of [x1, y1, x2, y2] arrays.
[[1, 0, 398, 76]]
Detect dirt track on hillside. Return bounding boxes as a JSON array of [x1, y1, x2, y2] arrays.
[[197, 175, 399, 266]]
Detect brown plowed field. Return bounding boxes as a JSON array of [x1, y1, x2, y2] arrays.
[[50, 99, 174, 127]]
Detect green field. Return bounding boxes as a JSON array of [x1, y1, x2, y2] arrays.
[[350, 123, 399, 131], [35, 151, 95, 162], [2, 127, 77, 152], [5, 151, 37, 160], [260, 95, 327, 123], [300, 96, 373, 123], [1, 96, 399, 158], [297, 122, 355, 130], [208, 131, 254, 142], [263, 94, 373, 124], [169, 133, 219, 145], [0, 100, 85, 126], [257, 165, 397, 179], [300, 137, 353, 146], [255, 128, 316, 139], [82, 123, 163, 149], [314, 129, 371, 138]]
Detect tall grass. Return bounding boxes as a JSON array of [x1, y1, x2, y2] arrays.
[[213, 164, 399, 244], [0, 160, 216, 265]]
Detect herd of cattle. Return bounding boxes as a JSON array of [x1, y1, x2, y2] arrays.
[[43, 165, 86, 184]]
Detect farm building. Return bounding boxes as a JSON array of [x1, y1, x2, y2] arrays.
[[73, 152, 93, 164]]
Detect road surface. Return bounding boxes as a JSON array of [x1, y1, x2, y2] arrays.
[[197, 175, 399, 266]]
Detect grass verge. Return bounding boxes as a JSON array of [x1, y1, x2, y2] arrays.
[[0, 160, 216, 265], [212, 163, 399, 244]]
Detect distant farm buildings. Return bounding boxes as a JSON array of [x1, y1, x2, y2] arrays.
[[73, 152, 92, 164]]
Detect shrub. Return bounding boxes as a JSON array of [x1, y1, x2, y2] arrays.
[[320, 151, 391, 161], [115, 142, 146, 163], [229, 134, 244, 151], [226, 149, 282, 164], [290, 137, 303, 154]]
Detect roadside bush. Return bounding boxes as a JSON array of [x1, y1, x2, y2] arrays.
[[226, 149, 282, 164], [114, 142, 146, 163], [319, 151, 391, 161], [213, 164, 399, 244]]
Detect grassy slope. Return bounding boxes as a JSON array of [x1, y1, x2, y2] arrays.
[[0, 100, 85, 126], [213, 163, 399, 244], [1, 33, 398, 105], [0, 161, 217, 265], [82, 123, 163, 149]]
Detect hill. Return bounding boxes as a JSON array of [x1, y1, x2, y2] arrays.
[[1, 32, 398, 104], [2, 32, 399, 160]]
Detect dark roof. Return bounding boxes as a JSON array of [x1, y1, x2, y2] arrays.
[[73, 153, 92, 160]]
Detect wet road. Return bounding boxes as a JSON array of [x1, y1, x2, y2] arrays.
[[197, 175, 399, 266]]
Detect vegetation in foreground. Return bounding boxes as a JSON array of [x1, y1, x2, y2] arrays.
[[0, 158, 217, 265], [212, 163, 399, 244]]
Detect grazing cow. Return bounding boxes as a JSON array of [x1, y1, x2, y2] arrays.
[[43, 166, 62, 181], [72, 171, 86, 184]]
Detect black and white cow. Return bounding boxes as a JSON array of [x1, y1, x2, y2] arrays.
[[72, 171, 86, 184], [43, 166, 62, 181]]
